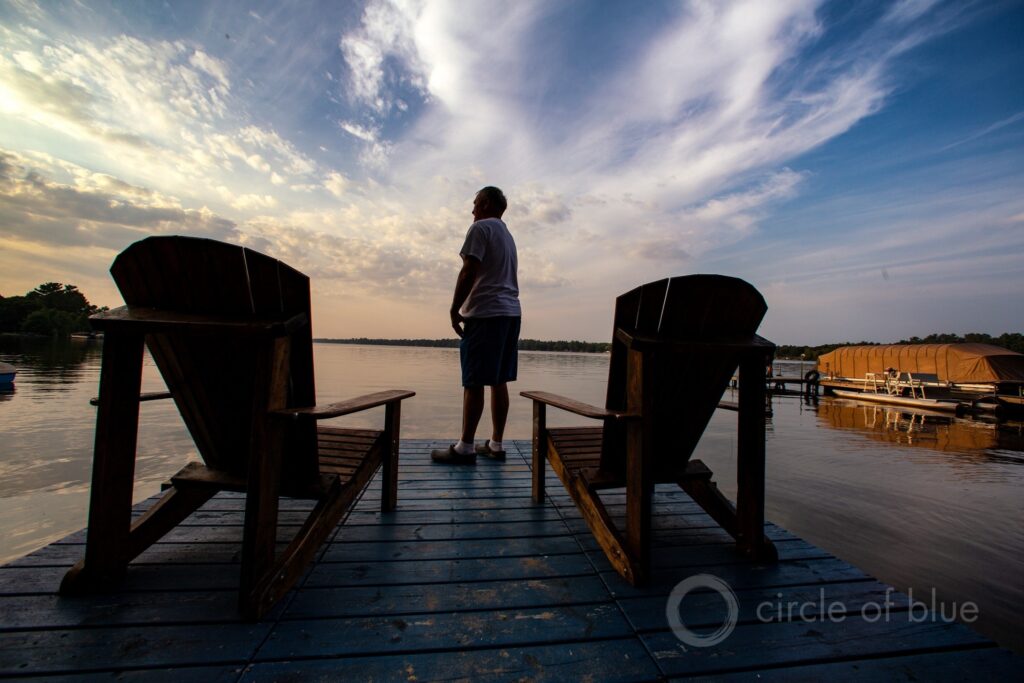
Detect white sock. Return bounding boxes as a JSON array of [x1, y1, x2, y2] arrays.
[[454, 440, 475, 455], [489, 439, 503, 452]]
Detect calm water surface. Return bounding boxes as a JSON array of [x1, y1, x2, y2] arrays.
[[1, 337, 1021, 652]]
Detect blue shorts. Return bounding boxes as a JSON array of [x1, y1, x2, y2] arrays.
[[460, 316, 521, 387]]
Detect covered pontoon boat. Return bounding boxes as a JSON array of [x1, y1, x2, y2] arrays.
[[818, 344, 1024, 415]]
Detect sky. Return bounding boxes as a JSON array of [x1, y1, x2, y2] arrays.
[[0, 0, 1022, 345]]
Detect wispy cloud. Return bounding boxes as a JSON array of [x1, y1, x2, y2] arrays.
[[940, 110, 1024, 151]]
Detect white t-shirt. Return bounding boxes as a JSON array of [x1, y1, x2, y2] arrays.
[[459, 217, 521, 318]]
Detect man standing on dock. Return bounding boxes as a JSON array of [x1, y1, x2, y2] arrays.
[[431, 186, 521, 465]]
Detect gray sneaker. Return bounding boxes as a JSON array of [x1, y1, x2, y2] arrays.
[[431, 445, 476, 465], [475, 443, 506, 461]]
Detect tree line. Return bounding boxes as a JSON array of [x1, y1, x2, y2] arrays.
[[776, 332, 1024, 360], [328, 334, 1024, 357], [0, 283, 106, 337]]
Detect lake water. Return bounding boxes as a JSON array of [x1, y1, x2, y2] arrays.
[[1, 336, 1022, 652]]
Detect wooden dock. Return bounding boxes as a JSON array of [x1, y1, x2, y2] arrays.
[[1, 440, 1018, 681]]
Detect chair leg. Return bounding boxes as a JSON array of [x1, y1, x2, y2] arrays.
[[240, 444, 283, 616], [679, 476, 738, 537], [624, 433, 653, 585], [737, 351, 775, 560], [240, 337, 288, 615], [623, 345, 654, 584], [61, 331, 145, 595], [678, 462, 777, 562], [531, 401, 547, 503], [381, 401, 400, 513], [571, 475, 640, 584], [244, 440, 381, 620], [243, 478, 361, 620]]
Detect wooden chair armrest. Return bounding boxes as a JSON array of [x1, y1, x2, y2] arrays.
[[89, 391, 172, 407], [90, 306, 306, 337], [275, 389, 415, 420], [519, 390, 635, 420]]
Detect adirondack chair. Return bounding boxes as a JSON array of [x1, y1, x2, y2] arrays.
[[522, 275, 776, 585], [59, 236, 414, 619]]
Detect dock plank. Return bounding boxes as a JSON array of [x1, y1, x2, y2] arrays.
[[258, 604, 631, 659], [283, 576, 613, 620], [694, 647, 1021, 682], [644, 616, 992, 677], [0, 622, 272, 675], [320, 536, 583, 562], [305, 553, 594, 587], [240, 639, 659, 682]]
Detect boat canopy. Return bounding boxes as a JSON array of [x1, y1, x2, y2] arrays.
[[818, 344, 1024, 383]]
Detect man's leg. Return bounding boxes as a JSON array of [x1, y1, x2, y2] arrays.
[[461, 386, 485, 444], [432, 320, 483, 464], [490, 382, 509, 442]]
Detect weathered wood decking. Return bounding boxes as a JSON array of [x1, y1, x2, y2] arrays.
[[0, 440, 1018, 681]]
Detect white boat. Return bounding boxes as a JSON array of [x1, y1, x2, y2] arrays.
[[0, 362, 15, 385], [830, 389, 962, 414]]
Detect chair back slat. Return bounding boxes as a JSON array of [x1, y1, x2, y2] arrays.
[[605, 286, 642, 414], [634, 278, 669, 335], [601, 275, 767, 476], [110, 236, 318, 478], [601, 285, 645, 463]]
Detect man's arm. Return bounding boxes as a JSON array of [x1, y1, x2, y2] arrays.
[[449, 254, 480, 337]]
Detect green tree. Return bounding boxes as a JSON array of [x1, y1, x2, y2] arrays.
[[21, 308, 77, 337], [1, 282, 100, 335], [0, 295, 37, 333]]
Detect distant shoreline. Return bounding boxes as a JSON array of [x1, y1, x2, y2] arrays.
[[314, 338, 612, 353]]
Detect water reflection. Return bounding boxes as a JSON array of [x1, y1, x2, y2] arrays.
[[0, 335, 99, 385], [818, 399, 1024, 464], [313, 345, 612, 437]]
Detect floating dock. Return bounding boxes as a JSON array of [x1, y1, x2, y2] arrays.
[[1, 440, 1019, 680]]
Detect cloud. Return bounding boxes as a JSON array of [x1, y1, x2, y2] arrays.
[[339, 0, 427, 114], [339, 119, 392, 168], [940, 110, 1024, 152], [518, 257, 571, 290], [323, 171, 350, 198], [234, 194, 277, 211], [238, 217, 452, 298], [0, 23, 325, 206], [508, 187, 573, 234], [0, 149, 238, 250], [340, 120, 379, 142], [237, 126, 317, 176], [188, 49, 231, 90]]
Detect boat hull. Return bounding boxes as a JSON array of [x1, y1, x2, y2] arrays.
[[0, 362, 15, 385], [830, 389, 962, 413]]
